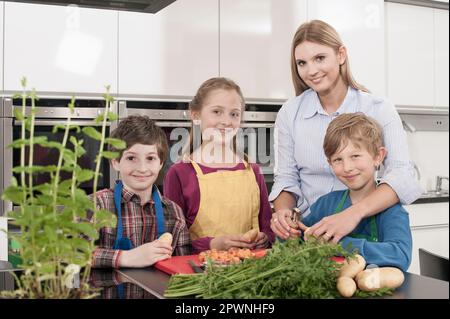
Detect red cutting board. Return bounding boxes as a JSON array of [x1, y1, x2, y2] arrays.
[[154, 255, 202, 275], [154, 249, 268, 275]]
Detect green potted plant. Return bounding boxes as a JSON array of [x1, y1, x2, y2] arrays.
[[1, 78, 125, 298]]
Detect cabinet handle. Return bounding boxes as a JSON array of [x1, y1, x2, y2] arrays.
[[411, 223, 449, 230]]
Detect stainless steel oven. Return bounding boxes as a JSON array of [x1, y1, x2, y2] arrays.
[[118, 100, 280, 194], [1, 97, 119, 216]]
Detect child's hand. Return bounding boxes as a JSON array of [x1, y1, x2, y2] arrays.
[[210, 235, 254, 250], [119, 240, 173, 268], [253, 232, 269, 249]]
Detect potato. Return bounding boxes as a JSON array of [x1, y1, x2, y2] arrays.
[[356, 267, 405, 292], [339, 254, 366, 278], [242, 229, 259, 243], [158, 232, 173, 245], [337, 276, 357, 298]]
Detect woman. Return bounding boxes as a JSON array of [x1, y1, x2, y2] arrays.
[[269, 20, 422, 243]]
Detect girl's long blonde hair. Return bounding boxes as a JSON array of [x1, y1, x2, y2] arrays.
[[182, 77, 249, 163], [290, 20, 369, 96]]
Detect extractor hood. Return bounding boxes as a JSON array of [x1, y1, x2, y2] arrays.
[[6, 0, 177, 13]]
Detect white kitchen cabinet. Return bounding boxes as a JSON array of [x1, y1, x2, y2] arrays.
[[405, 203, 449, 275], [0, 217, 6, 261], [386, 3, 434, 107], [0, 2, 4, 92], [3, 2, 118, 94], [308, 0, 386, 98], [434, 9, 449, 108], [118, 0, 218, 97], [219, 0, 307, 100]]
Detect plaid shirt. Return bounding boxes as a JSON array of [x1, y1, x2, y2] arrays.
[[89, 186, 191, 268]]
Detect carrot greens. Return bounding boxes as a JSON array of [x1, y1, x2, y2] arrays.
[[165, 238, 352, 299]]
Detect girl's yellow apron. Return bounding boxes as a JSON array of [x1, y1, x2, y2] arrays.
[[189, 161, 260, 240]]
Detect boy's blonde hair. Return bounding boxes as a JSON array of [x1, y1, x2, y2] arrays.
[[323, 113, 383, 159]]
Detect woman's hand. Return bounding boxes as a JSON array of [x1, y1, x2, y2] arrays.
[[253, 232, 269, 249], [210, 234, 255, 250], [270, 209, 301, 240], [304, 207, 363, 243], [119, 240, 173, 268]]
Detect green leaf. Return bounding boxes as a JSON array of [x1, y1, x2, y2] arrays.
[[100, 151, 119, 159], [44, 225, 57, 242], [1, 186, 25, 204], [8, 139, 29, 148], [107, 111, 118, 121], [36, 194, 53, 206], [82, 127, 102, 141], [104, 138, 126, 150], [62, 149, 76, 166], [12, 165, 57, 174], [95, 209, 117, 228], [37, 140, 63, 150], [77, 169, 94, 183], [13, 107, 25, 121], [52, 124, 67, 133], [73, 222, 98, 239], [68, 96, 76, 113]]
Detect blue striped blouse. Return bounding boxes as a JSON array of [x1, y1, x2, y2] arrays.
[[268, 87, 423, 217]]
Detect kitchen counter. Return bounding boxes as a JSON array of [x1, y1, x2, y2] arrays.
[[413, 193, 449, 204], [116, 266, 449, 299]]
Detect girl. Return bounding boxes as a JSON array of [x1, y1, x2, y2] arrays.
[[164, 77, 275, 253], [269, 20, 422, 242]]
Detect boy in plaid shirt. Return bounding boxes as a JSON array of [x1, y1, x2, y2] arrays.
[[90, 115, 191, 268]]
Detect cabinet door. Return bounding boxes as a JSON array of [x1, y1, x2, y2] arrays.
[[118, 0, 219, 96], [308, 0, 385, 97], [409, 226, 449, 275], [4, 2, 118, 94], [434, 9, 449, 108], [220, 0, 307, 100], [386, 3, 434, 107], [0, 2, 3, 92], [405, 203, 449, 275], [0, 217, 6, 261]]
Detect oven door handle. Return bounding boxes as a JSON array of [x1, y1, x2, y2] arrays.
[[241, 123, 275, 128], [155, 121, 191, 128], [14, 120, 109, 126]]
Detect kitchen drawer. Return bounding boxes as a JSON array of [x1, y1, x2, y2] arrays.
[[404, 203, 449, 228]]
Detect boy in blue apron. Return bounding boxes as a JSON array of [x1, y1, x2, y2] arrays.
[[89, 115, 191, 269], [299, 113, 412, 272]]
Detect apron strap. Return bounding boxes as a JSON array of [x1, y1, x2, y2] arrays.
[[190, 161, 204, 176], [334, 190, 378, 242], [113, 181, 125, 250], [153, 185, 166, 238]]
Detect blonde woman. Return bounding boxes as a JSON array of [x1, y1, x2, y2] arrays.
[[270, 20, 422, 243]]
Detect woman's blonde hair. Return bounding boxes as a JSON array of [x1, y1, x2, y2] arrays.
[[182, 77, 248, 162], [290, 20, 369, 96]]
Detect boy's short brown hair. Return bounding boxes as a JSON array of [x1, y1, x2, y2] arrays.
[[109, 115, 169, 164], [323, 113, 383, 159]]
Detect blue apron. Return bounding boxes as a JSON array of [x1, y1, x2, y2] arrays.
[[113, 180, 166, 299], [112, 180, 167, 250]]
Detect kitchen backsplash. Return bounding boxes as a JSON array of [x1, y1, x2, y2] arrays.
[[407, 131, 449, 192]]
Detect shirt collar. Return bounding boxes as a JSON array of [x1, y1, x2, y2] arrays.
[[119, 184, 169, 207], [302, 86, 356, 119]]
